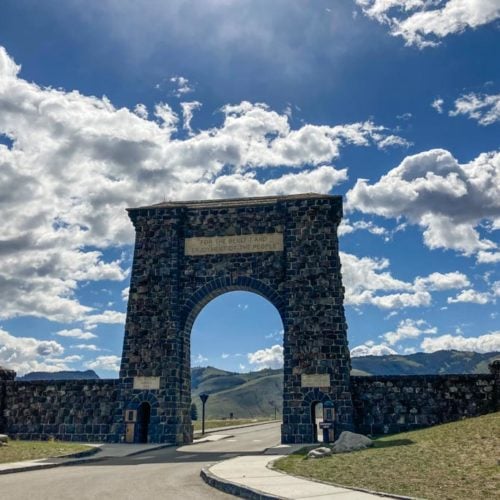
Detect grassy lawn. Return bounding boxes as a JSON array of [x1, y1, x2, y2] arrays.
[[273, 412, 499, 500], [193, 418, 272, 432], [0, 440, 93, 464]]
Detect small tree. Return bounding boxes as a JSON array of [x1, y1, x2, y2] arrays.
[[190, 402, 198, 421]]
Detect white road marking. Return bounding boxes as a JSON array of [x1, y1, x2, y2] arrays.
[[176, 454, 197, 460], [132, 455, 154, 460], [252, 439, 262, 442], [227, 439, 237, 442]]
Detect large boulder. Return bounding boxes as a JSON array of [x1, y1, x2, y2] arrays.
[[331, 431, 373, 453], [307, 446, 332, 459], [0, 434, 8, 446]]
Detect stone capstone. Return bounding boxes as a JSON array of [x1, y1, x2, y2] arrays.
[[332, 431, 373, 453]]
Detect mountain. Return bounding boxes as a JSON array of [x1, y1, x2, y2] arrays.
[[350, 350, 500, 376], [190, 350, 500, 419], [17, 370, 100, 381]]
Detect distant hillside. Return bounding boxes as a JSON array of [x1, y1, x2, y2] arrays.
[[17, 370, 100, 381], [351, 350, 500, 376], [191, 350, 499, 419]]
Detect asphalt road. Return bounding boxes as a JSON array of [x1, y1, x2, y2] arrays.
[[0, 422, 281, 500]]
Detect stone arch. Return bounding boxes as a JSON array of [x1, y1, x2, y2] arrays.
[[182, 276, 286, 334], [119, 194, 353, 445]]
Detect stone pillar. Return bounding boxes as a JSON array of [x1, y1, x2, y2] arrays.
[[0, 366, 15, 433], [281, 198, 353, 443], [489, 360, 500, 411]]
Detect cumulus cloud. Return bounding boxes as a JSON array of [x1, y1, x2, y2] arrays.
[[0, 46, 407, 326], [85, 355, 121, 372], [338, 219, 389, 237], [248, 344, 283, 369], [447, 289, 492, 304], [382, 318, 437, 345], [346, 148, 500, 260], [356, 0, 500, 48], [0, 327, 68, 375], [341, 251, 467, 309], [449, 92, 500, 125], [55, 329, 97, 340], [420, 331, 500, 353], [350, 341, 397, 357], [83, 310, 127, 329]]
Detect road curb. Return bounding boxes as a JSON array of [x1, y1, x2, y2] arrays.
[[200, 466, 284, 500], [0, 443, 174, 475]]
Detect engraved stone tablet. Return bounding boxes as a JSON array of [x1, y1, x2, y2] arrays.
[[133, 376, 160, 390], [185, 233, 283, 256], [301, 374, 330, 387]]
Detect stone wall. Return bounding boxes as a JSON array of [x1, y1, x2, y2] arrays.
[[1, 379, 121, 441], [351, 366, 498, 435]]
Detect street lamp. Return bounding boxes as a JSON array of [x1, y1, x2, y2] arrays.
[[199, 393, 209, 435]]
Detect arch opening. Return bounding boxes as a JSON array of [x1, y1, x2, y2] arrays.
[[311, 402, 324, 443], [136, 402, 151, 443], [189, 290, 285, 423]]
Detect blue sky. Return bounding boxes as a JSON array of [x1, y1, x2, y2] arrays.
[[0, 1, 499, 377]]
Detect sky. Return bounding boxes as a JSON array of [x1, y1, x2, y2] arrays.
[[0, 0, 499, 377]]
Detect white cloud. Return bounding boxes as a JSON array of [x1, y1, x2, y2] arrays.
[[133, 103, 148, 119], [420, 331, 500, 353], [450, 92, 500, 125], [447, 289, 492, 304], [121, 287, 130, 301], [71, 344, 101, 351], [248, 344, 283, 369], [338, 219, 389, 237], [55, 328, 97, 340], [414, 271, 470, 291], [83, 310, 127, 329], [382, 318, 437, 345], [350, 342, 397, 357], [181, 101, 202, 135], [346, 148, 500, 259], [170, 76, 194, 97], [221, 353, 230, 359], [342, 251, 470, 309], [431, 97, 444, 113], [85, 355, 121, 372], [356, 1, 500, 48], [0, 327, 67, 375], [192, 353, 208, 366], [0, 46, 406, 325]]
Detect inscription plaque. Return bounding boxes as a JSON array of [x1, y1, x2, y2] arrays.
[[185, 233, 283, 256], [301, 374, 330, 387], [133, 376, 160, 390]]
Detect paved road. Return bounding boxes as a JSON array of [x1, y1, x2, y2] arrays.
[[0, 422, 281, 500]]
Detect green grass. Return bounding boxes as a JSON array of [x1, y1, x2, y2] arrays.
[[273, 412, 500, 500], [0, 440, 93, 464], [193, 418, 272, 432]]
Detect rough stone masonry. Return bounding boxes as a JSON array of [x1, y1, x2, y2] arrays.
[[0, 194, 498, 444]]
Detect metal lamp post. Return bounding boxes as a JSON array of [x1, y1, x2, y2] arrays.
[[199, 393, 209, 435]]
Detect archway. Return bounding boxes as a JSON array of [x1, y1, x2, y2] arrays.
[[190, 291, 284, 422], [120, 194, 353, 444], [311, 402, 324, 442], [136, 402, 151, 443]]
